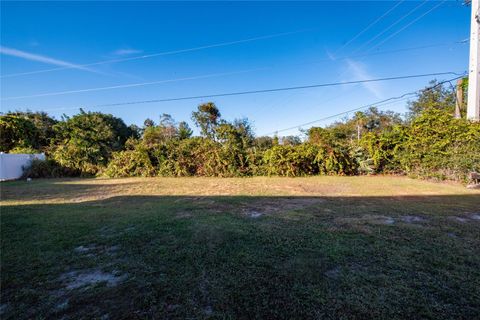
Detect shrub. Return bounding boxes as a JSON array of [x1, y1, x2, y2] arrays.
[[103, 145, 156, 178], [396, 109, 480, 181], [0, 115, 38, 152], [22, 159, 80, 179], [9, 146, 41, 154], [315, 147, 358, 175], [262, 144, 320, 176], [52, 110, 132, 174], [356, 128, 405, 174]]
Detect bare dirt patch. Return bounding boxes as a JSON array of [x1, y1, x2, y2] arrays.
[[74, 245, 97, 253], [337, 214, 395, 226], [470, 214, 480, 220], [175, 211, 193, 218], [247, 211, 263, 218], [331, 215, 396, 233], [449, 215, 480, 223], [74, 244, 120, 256], [174, 197, 325, 218], [239, 198, 325, 218], [400, 215, 426, 223], [60, 269, 127, 290]]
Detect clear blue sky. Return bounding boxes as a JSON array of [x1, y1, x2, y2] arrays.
[[0, 1, 470, 136]]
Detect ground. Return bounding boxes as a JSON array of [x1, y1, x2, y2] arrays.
[[1, 176, 479, 319]]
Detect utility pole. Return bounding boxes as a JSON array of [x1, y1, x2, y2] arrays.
[[455, 79, 463, 118], [467, 0, 480, 121]]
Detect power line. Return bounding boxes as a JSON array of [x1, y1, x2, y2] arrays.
[[33, 71, 463, 111], [1, 68, 267, 101], [350, 0, 429, 55], [367, 0, 448, 52], [2, 40, 466, 101], [261, 73, 466, 136], [333, 0, 405, 55], [0, 29, 314, 79]]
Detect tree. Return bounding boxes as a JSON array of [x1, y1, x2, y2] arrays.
[[407, 80, 455, 120], [254, 136, 274, 150], [354, 111, 367, 141], [191, 102, 221, 139], [281, 135, 302, 146], [143, 118, 155, 128], [52, 110, 130, 174], [143, 114, 179, 147], [0, 115, 38, 152], [128, 124, 142, 140], [5, 111, 57, 150], [177, 121, 193, 140]]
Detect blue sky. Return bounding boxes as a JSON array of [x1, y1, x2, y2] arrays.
[[0, 1, 470, 136]]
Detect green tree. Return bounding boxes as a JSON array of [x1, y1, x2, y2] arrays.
[[281, 135, 302, 146], [407, 80, 455, 120], [0, 115, 38, 152], [142, 114, 179, 147], [143, 118, 155, 128], [191, 102, 221, 139], [177, 121, 193, 140], [52, 110, 130, 174], [128, 124, 142, 140], [254, 136, 274, 150], [5, 111, 57, 150]]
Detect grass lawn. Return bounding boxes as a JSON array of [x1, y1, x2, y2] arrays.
[[1, 176, 480, 319]]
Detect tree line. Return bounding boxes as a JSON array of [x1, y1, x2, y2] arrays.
[[1, 80, 479, 182]]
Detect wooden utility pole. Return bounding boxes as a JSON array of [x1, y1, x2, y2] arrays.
[[455, 79, 463, 118], [467, 0, 480, 121]]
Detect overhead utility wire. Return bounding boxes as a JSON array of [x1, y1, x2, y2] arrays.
[[0, 29, 314, 79], [1, 68, 267, 101], [36, 71, 463, 112], [333, 0, 405, 55], [350, 0, 429, 55], [367, 0, 448, 52], [2, 40, 466, 101], [261, 73, 467, 136]]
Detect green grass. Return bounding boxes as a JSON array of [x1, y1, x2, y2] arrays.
[[1, 176, 480, 319]]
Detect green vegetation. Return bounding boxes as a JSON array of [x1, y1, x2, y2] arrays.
[[1, 80, 478, 181], [1, 177, 479, 319]]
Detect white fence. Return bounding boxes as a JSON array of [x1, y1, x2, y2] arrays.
[[0, 153, 46, 181]]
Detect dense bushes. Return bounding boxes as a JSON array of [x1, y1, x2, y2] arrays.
[[21, 159, 80, 179], [396, 108, 480, 181], [3, 80, 479, 182], [51, 110, 134, 174], [103, 141, 155, 178]]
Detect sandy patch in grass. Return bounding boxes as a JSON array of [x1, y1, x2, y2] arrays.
[[331, 215, 395, 234], [337, 214, 395, 226], [247, 211, 264, 218], [332, 214, 429, 233], [60, 269, 127, 290], [448, 214, 480, 224], [74, 245, 97, 253], [175, 197, 325, 219], [73, 244, 121, 258], [470, 214, 480, 220], [239, 198, 324, 218], [400, 215, 426, 223]]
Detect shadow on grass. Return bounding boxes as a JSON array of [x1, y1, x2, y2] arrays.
[[1, 193, 480, 319]]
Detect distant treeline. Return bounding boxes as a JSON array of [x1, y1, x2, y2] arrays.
[[1, 80, 479, 182]]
